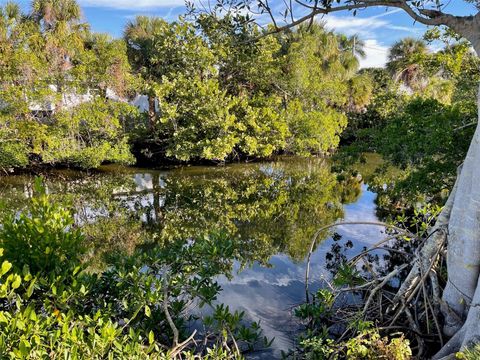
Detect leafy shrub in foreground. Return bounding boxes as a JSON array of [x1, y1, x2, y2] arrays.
[[0, 179, 266, 359]]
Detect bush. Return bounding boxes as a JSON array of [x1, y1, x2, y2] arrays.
[[43, 99, 137, 169], [0, 178, 84, 277], [0, 179, 267, 359]]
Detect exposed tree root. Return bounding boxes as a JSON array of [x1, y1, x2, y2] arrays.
[[392, 176, 457, 309], [303, 179, 460, 358], [432, 327, 465, 360]]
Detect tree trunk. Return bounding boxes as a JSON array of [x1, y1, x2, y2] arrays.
[[152, 173, 163, 223], [148, 95, 156, 130], [432, 84, 480, 358]]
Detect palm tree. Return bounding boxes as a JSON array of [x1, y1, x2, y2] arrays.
[[30, 0, 88, 109], [0, 2, 21, 48], [338, 34, 366, 59], [124, 16, 170, 129], [124, 16, 213, 129], [386, 37, 429, 89], [31, 0, 81, 31]]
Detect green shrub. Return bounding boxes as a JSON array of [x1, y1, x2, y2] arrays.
[[0, 179, 265, 359], [0, 178, 84, 277]]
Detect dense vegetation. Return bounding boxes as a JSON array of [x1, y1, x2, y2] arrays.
[[341, 27, 479, 212], [295, 27, 480, 359], [0, 1, 372, 171], [0, 159, 363, 359]]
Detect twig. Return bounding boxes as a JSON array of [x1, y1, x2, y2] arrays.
[[305, 221, 415, 302], [163, 270, 179, 346], [170, 330, 198, 358], [362, 264, 408, 315]]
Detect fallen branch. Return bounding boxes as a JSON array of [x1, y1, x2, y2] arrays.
[[362, 264, 408, 315]]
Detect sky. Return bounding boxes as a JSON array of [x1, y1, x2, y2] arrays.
[[3, 0, 477, 68]]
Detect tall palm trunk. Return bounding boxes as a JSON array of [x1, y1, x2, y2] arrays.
[[148, 94, 156, 130]]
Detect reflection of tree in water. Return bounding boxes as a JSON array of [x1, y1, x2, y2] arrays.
[[0, 170, 145, 268], [149, 160, 362, 262], [0, 159, 363, 266]]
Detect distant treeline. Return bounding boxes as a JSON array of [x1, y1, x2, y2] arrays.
[[0, 0, 374, 170], [1, 1, 478, 172]]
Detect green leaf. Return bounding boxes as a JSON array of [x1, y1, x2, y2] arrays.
[[19, 339, 30, 356], [144, 305, 151, 318], [11, 274, 21, 290], [0, 261, 12, 276], [26, 278, 36, 298], [0, 312, 8, 324]]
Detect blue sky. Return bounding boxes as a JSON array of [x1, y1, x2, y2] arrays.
[[3, 0, 477, 67]]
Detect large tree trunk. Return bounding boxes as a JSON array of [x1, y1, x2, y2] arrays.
[[432, 84, 480, 358]]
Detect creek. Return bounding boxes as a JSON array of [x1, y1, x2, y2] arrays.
[[0, 156, 387, 357]]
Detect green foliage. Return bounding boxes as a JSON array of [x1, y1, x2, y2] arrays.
[[343, 68, 404, 141], [295, 327, 412, 360], [344, 330, 412, 360], [1, 0, 375, 169], [333, 263, 365, 287], [386, 37, 429, 90], [457, 344, 480, 359], [44, 99, 137, 168], [281, 23, 359, 107], [234, 95, 289, 158], [341, 27, 479, 210], [0, 1, 138, 171], [0, 178, 84, 276], [155, 75, 237, 161], [196, 14, 282, 97], [0, 136, 29, 170], [295, 289, 335, 323], [132, 18, 366, 163], [125, 17, 215, 86], [298, 336, 337, 360], [368, 98, 476, 206], [284, 100, 347, 156], [0, 179, 270, 358]]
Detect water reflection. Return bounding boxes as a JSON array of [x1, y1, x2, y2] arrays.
[[214, 184, 383, 356], [0, 157, 385, 357], [0, 158, 356, 261]]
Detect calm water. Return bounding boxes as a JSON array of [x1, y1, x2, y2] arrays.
[[0, 157, 385, 358]]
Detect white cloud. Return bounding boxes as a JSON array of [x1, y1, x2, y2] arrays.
[[323, 10, 421, 38], [78, 0, 185, 10], [323, 15, 389, 38], [325, 16, 420, 37], [360, 39, 389, 68]]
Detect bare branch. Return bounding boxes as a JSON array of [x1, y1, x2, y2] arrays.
[[247, 0, 477, 44], [163, 271, 179, 346]]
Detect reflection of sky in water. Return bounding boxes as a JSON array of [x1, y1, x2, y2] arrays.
[[213, 185, 384, 358], [79, 172, 383, 358], [0, 163, 384, 359]]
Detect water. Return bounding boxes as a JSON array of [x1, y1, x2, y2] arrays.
[[0, 156, 386, 357], [214, 183, 383, 356]]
